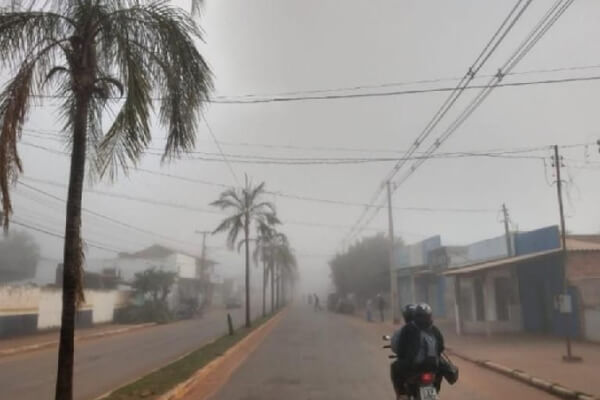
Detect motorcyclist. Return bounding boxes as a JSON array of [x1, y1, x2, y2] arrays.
[[389, 304, 418, 397], [390, 303, 445, 396]]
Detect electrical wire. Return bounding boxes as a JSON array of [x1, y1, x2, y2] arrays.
[[348, 0, 576, 241], [343, 0, 534, 246]]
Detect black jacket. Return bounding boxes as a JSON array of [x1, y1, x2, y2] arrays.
[[391, 322, 444, 371]]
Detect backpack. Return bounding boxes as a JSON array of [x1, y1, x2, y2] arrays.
[[413, 328, 439, 370]]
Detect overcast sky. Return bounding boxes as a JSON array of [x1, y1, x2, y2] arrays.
[[5, 0, 600, 293]]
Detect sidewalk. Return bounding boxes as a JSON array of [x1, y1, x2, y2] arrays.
[[0, 322, 154, 356], [444, 327, 600, 399], [361, 316, 600, 399]]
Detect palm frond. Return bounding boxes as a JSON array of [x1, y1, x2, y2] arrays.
[[89, 0, 212, 177], [0, 61, 34, 228]]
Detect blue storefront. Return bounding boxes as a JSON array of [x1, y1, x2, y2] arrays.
[[514, 226, 580, 337]]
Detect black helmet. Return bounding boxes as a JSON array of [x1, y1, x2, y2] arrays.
[[414, 303, 433, 329], [402, 304, 417, 323]]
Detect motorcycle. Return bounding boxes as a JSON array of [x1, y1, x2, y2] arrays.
[[383, 335, 439, 400]]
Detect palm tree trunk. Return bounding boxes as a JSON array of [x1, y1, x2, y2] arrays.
[[270, 259, 275, 313], [55, 92, 90, 400], [262, 258, 267, 318], [276, 264, 280, 309], [244, 212, 251, 328]]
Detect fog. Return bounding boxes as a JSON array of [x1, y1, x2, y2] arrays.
[[2, 0, 598, 296], [2, 1, 600, 399]]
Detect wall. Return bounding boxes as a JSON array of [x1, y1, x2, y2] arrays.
[[514, 226, 560, 256], [457, 268, 522, 335], [0, 286, 131, 335], [517, 254, 580, 337], [0, 286, 40, 337], [584, 309, 600, 342], [395, 236, 442, 269], [466, 235, 509, 263], [171, 253, 197, 279], [37, 289, 62, 329]]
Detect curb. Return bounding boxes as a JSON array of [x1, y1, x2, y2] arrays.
[[448, 348, 598, 400], [0, 323, 155, 358], [158, 310, 286, 400]]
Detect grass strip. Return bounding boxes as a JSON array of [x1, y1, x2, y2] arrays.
[[102, 313, 275, 400]]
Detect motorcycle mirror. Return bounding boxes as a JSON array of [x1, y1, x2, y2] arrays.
[[382, 335, 391, 340]]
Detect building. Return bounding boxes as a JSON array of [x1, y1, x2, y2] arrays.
[[393, 236, 443, 315], [445, 227, 600, 341]]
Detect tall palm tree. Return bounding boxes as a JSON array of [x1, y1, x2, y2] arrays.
[[266, 231, 296, 309], [251, 223, 275, 317], [273, 239, 297, 306], [0, 2, 211, 398], [211, 178, 279, 327]]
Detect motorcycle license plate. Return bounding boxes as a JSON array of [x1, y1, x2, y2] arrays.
[[419, 385, 438, 400]]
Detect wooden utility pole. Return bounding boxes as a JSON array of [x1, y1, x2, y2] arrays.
[[387, 181, 399, 323], [501, 204, 513, 256], [553, 145, 580, 362]]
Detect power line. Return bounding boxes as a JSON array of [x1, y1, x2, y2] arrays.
[[11, 218, 123, 253], [26, 72, 600, 106], [204, 119, 240, 185], [19, 139, 557, 165], [343, 0, 534, 246], [365, 0, 576, 238], [215, 63, 600, 100], [20, 175, 500, 227], [17, 181, 201, 248]]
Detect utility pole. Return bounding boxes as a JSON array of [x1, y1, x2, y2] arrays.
[[501, 204, 513, 256], [552, 145, 580, 362], [196, 230, 211, 306], [387, 181, 399, 323], [196, 230, 210, 275]]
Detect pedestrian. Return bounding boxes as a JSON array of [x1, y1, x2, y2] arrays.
[[377, 293, 385, 322], [314, 293, 321, 311], [366, 299, 373, 322]]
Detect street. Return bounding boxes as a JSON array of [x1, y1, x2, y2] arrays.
[[211, 306, 554, 400], [0, 306, 256, 400]]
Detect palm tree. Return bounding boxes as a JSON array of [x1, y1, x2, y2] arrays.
[[211, 178, 279, 327], [272, 237, 297, 307], [0, 2, 211, 398], [251, 224, 275, 317]]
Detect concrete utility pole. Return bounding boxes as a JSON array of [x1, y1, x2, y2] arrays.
[[553, 145, 580, 362], [387, 181, 399, 323], [501, 204, 513, 256]]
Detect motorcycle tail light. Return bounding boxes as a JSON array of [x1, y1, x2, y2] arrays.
[[420, 372, 435, 385]]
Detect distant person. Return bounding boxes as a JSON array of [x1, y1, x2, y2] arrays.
[[377, 293, 385, 322], [366, 299, 374, 322], [314, 294, 321, 311]]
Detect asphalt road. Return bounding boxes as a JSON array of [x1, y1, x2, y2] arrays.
[[212, 306, 554, 400], [0, 304, 260, 400]]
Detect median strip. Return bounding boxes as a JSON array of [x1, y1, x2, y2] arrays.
[[99, 310, 284, 400]]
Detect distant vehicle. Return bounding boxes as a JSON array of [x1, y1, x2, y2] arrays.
[[225, 296, 242, 309]]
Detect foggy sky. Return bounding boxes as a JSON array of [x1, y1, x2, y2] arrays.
[[5, 0, 600, 294]]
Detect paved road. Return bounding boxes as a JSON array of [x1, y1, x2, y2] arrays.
[[212, 307, 554, 400], [0, 305, 260, 400]]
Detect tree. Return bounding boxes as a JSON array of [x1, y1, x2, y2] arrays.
[[271, 234, 297, 307], [0, 2, 211, 398], [211, 178, 279, 327], [132, 267, 176, 304], [251, 223, 276, 317], [0, 230, 40, 283], [329, 234, 402, 303]]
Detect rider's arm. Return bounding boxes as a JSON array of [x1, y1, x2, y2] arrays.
[[432, 325, 445, 354]]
